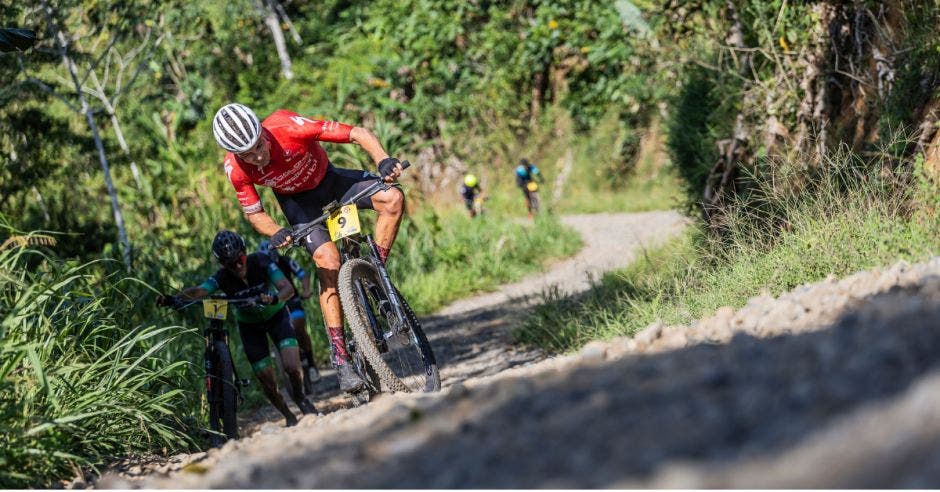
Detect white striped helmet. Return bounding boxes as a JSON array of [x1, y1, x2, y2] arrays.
[[212, 103, 262, 153]]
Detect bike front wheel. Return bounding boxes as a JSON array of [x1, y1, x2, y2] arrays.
[[215, 341, 239, 441], [337, 258, 440, 393]]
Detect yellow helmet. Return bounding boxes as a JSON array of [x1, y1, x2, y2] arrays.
[[464, 174, 478, 187]]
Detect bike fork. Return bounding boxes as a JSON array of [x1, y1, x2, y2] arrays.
[[365, 235, 409, 331]]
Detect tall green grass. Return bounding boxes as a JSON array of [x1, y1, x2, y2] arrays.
[[517, 146, 940, 352], [0, 239, 196, 488], [392, 210, 582, 314]]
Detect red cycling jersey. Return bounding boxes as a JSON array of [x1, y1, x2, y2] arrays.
[[223, 109, 354, 213]]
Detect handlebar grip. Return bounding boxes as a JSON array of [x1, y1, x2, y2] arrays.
[[401, 160, 410, 170]]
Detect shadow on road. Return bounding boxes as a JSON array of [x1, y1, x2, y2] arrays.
[[420, 294, 546, 384], [323, 284, 940, 488]]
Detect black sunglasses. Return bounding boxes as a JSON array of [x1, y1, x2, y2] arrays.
[[221, 253, 246, 268]]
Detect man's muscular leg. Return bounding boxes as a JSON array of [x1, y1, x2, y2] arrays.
[[312, 241, 343, 346], [312, 241, 365, 391]]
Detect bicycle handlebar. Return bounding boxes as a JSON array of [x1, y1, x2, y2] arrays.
[[161, 293, 268, 312], [286, 160, 410, 249]]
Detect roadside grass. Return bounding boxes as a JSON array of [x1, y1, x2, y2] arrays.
[[557, 170, 683, 214], [0, 242, 197, 488], [554, 114, 683, 215], [517, 149, 940, 352]]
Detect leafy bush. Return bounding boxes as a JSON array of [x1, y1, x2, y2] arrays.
[[0, 239, 196, 488]]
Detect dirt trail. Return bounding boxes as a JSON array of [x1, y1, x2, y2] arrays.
[[103, 211, 940, 488]]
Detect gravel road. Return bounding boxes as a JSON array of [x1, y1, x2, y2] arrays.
[[102, 211, 940, 488]]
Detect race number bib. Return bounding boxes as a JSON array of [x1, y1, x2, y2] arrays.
[[327, 205, 361, 241], [203, 299, 228, 320]]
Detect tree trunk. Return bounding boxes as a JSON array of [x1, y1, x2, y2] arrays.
[[259, 0, 294, 80], [42, 0, 133, 270], [109, 112, 144, 190]]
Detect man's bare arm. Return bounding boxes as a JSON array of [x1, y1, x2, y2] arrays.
[[246, 210, 284, 236], [349, 126, 390, 165], [179, 286, 210, 300]]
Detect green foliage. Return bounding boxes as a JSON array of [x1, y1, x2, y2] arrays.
[[665, 67, 726, 206], [880, 1, 940, 143], [0, 239, 196, 488]]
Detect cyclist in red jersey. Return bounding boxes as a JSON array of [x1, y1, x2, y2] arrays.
[[212, 103, 406, 392]]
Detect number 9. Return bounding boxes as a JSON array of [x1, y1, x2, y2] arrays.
[[338, 217, 347, 228]]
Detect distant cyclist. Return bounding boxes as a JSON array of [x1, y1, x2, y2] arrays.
[[258, 239, 320, 393], [459, 174, 485, 218], [515, 158, 545, 217], [157, 231, 318, 426]]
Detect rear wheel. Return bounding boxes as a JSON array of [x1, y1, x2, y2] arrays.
[[338, 258, 440, 393], [529, 191, 541, 214], [206, 350, 224, 447]]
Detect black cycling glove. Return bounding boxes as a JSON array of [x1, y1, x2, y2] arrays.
[[155, 294, 178, 307], [378, 157, 401, 179], [270, 227, 292, 248]]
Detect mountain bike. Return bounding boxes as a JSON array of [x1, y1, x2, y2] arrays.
[[286, 162, 441, 402], [161, 295, 260, 447]]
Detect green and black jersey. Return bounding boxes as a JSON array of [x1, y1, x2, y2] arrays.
[[199, 252, 288, 323]]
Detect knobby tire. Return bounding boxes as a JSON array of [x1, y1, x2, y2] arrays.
[[215, 341, 238, 441], [337, 258, 440, 393]]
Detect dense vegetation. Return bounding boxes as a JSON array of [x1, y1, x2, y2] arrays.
[[3, 0, 939, 487]]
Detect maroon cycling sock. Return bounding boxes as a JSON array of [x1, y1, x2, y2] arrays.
[[376, 245, 390, 264], [328, 326, 350, 364]]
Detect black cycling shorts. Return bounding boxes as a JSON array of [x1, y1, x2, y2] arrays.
[[238, 308, 297, 372], [275, 164, 391, 254]]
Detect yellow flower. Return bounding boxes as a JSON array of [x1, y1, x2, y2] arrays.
[[548, 19, 558, 30], [580, 46, 590, 54], [779, 36, 790, 52]]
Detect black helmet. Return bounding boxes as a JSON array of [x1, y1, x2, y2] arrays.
[[520, 158, 530, 166], [212, 230, 245, 262]]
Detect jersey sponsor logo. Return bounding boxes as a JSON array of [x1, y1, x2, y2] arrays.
[[290, 115, 317, 126], [224, 159, 235, 181]]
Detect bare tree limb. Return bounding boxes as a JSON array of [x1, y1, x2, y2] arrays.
[[41, 0, 133, 270]]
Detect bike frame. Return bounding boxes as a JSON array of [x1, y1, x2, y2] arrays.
[[204, 317, 245, 408]]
